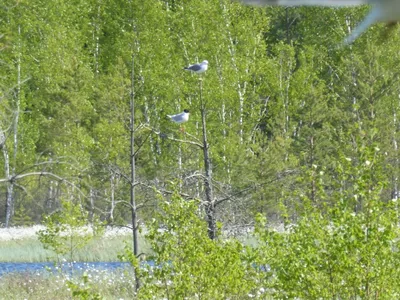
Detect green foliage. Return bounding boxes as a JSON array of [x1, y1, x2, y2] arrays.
[[3, 7, 400, 297], [8, 0, 400, 297], [0, 234, 139, 263], [0, 268, 137, 300], [253, 146, 400, 299], [66, 272, 101, 300], [37, 200, 104, 261], [11, 205, 35, 226], [123, 191, 257, 299]]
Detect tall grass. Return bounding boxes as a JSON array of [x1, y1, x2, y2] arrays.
[[0, 229, 149, 299], [0, 238, 54, 262], [74, 235, 151, 262], [0, 268, 137, 300], [0, 233, 150, 262]]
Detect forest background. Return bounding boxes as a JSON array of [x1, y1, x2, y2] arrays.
[[4, 0, 400, 297], [1, 0, 400, 235]]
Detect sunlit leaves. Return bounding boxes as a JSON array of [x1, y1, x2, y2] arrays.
[[137, 191, 256, 299]]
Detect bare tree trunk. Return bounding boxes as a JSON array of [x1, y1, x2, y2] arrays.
[[47, 180, 55, 209], [109, 173, 115, 223], [199, 79, 216, 240], [221, 3, 248, 144], [89, 188, 95, 223], [91, 2, 102, 76], [309, 135, 316, 204], [391, 100, 399, 218], [129, 53, 140, 291], [4, 24, 22, 227], [5, 186, 13, 228], [1, 128, 12, 227], [278, 52, 293, 163]]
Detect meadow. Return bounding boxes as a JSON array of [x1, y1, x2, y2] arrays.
[[0, 226, 144, 262], [2, 191, 400, 300], [0, 266, 137, 300], [0, 226, 145, 299]]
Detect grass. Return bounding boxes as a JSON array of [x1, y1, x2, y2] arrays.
[[0, 228, 150, 262], [0, 226, 261, 299], [0, 227, 148, 299], [0, 238, 54, 262], [0, 267, 137, 300]]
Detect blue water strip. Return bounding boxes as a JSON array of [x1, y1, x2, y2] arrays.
[[0, 261, 132, 276]]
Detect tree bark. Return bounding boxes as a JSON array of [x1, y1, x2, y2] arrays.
[[199, 79, 216, 240], [129, 53, 140, 291], [4, 24, 22, 227], [1, 129, 12, 227]]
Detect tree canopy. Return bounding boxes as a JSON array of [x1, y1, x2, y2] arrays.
[[0, 0, 399, 233]]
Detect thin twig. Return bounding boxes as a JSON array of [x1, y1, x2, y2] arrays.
[[144, 126, 204, 149]]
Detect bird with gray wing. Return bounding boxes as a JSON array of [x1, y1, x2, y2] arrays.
[[239, 0, 400, 44], [167, 109, 190, 124], [184, 60, 209, 74]]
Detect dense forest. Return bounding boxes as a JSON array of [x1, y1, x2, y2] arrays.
[[1, 0, 399, 232]]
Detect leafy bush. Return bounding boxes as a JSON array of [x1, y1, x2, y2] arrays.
[[37, 200, 104, 262], [253, 146, 400, 299], [119, 146, 400, 299], [120, 192, 257, 299]]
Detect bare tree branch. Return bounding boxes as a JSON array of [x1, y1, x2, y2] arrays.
[[138, 182, 194, 200], [182, 171, 204, 182], [144, 126, 204, 149], [215, 169, 298, 206], [0, 171, 89, 199], [0, 171, 64, 183], [15, 158, 83, 178]]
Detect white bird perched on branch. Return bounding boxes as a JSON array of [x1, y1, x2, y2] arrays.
[[184, 60, 209, 74], [239, 0, 400, 44], [167, 109, 190, 124]]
